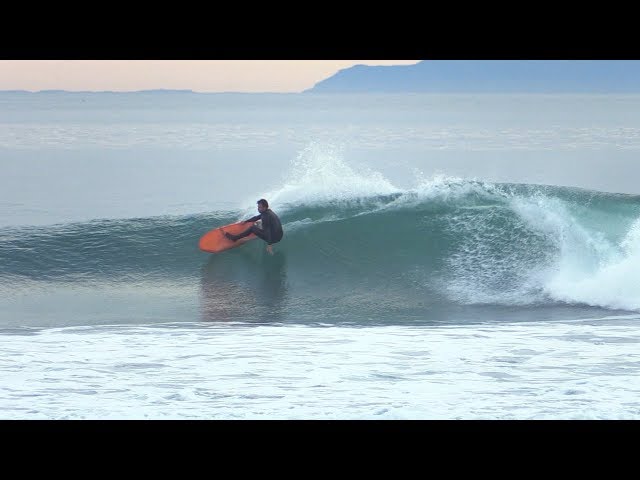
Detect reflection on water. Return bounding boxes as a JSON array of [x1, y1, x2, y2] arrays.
[[199, 243, 288, 323]]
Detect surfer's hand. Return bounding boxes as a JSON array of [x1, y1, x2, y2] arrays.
[[266, 245, 273, 255]]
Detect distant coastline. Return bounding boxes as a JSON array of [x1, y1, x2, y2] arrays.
[[0, 89, 197, 94], [305, 60, 640, 93], [0, 89, 305, 95]]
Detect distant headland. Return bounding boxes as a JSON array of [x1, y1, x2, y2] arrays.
[[0, 89, 197, 94], [305, 60, 640, 93]]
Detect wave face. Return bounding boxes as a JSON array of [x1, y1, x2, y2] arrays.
[[3, 173, 640, 321]]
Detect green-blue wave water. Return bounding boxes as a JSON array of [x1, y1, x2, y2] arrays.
[[3, 179, 640, 325]]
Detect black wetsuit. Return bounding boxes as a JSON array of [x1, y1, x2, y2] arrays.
[[234, 208, 283, 245]]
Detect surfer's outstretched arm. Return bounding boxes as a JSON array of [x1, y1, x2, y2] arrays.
[[243, 214, 261, 223]]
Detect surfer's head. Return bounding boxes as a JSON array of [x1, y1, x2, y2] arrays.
[[257, 198, 269, 213]]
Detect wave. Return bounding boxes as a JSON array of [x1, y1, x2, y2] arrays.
[[2, 174, 640, 313]]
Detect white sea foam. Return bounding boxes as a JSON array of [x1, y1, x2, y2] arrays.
[[506, 192, 640, 311], [2, 321, 640, 419], [545, 216, 640, 310], [430, 182, 640, 311]]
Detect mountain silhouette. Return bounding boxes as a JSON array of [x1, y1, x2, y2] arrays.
[[306, 60, 640, 93]]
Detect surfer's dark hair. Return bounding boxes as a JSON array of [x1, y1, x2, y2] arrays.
[[257, 199, 269, 208]]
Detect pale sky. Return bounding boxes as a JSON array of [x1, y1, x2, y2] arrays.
[[0, 60, 421, 93]]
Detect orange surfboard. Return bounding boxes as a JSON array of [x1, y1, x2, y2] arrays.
[[198, 222, 257, 253]]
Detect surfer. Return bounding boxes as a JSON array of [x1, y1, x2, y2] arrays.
[[223, 199, 283, 254]]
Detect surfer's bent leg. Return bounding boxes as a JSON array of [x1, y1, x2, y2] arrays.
[[226, 225, 268, 242]]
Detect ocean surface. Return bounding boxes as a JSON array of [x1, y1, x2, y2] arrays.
[[2, 91, 640, 419]]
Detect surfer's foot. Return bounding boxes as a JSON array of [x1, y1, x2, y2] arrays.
[[223, 231, 237, 242]]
